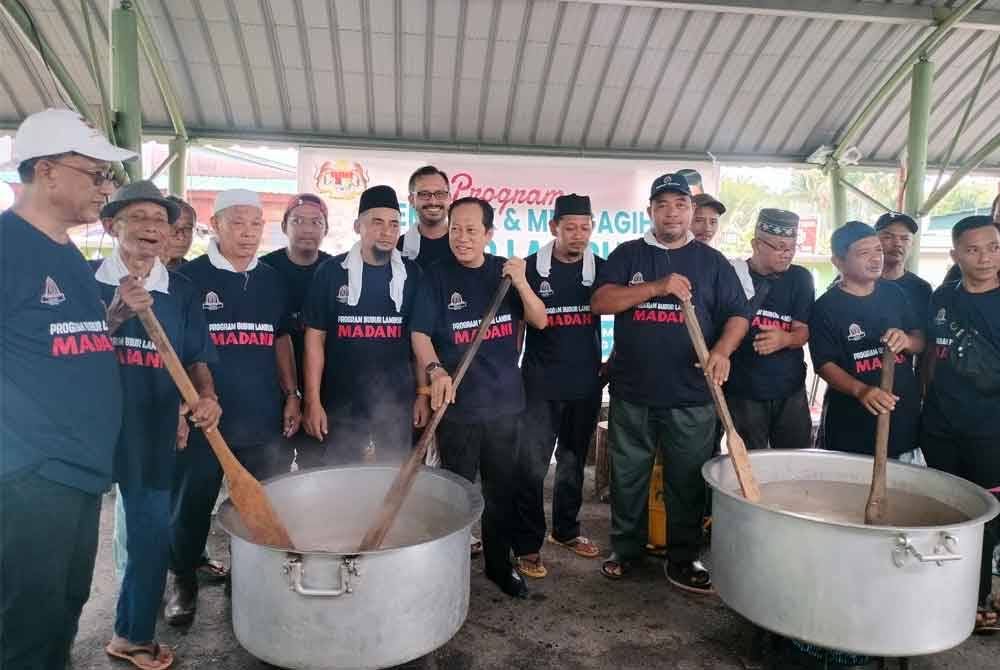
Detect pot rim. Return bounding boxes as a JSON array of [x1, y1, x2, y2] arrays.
[[702, 449, 1000, 532], [217, 464, 486, 555]]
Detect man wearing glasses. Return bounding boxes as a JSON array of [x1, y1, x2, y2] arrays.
[[726, 209, 815, 451], [1, 108, 135, 668], [261, 194, 332, 470], [399, 165, 455, 269]]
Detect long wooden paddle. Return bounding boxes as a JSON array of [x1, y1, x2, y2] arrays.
[[358, 277, 513, 551], [864, 348, 897, 525], [680, 299, 761, 502], [136, 309, 295, 549]]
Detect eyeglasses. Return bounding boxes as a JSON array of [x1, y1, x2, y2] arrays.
[[755, 237, 796, 255], [49, 161, 117, 187], [412, 190, 449, 201], [288, 216, 326, 228]]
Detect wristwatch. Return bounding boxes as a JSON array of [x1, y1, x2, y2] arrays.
[[425, 362, 446, 377], [285, 388, 302, 400]]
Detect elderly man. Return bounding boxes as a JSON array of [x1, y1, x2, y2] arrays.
[[0, 108, 133, 669], [690, 193, 726, 245], [875, 212, 933, 328], [726, 209, 814, 451], [399, 165, 455, 269], [165, 189, 300, 626], [921, 215, 1000, 632], [162, 195, 197, 269], [94, 181, 220, 669], [511, 194, 604, 579], [302, 186, 423, 464], [411, 197, 548, 598], [809, 222, 924, 460], [592, 173, 749, 592], [261, 193, 332, 469]]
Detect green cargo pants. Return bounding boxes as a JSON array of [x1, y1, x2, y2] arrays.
[[608, 396, 716, 564]]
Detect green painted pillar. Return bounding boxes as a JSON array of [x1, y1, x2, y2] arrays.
[[169, 136, 187, 198], [111, 1, 141, 182], [829, 162, 848, 231], [904, 57, 933, 272]]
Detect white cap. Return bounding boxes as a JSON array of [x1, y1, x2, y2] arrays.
[[213, 189, 262, 215], [4, 108, 137, 169]]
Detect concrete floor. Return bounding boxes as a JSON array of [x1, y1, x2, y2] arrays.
[[72, 467, 997, 670]]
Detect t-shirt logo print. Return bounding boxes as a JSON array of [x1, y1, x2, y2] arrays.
[[847, 323, 865, 342], [934, 307, 947, 326], [539, 280, 554, 297], [629, 272, 645, 286], [448, 292, 467, 311], [336, 285, 349, 304], [40, 276, 66, 306], [202, 291, 224, 311]]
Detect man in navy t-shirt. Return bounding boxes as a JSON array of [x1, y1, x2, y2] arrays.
[[260, 193, 332, 469], [1, 109, 134, 669], [302, 185, 422, 463], [875, 212, 933, 338], [398, 165, 455, 269], [94, 181, 220, 668], [809, 222, 925, 460], [165, 189, 300, 626], [591, 173, 749, 594], [510, 194, 604, 579], [410, 197, 548, 598], [727, 209, 814, 451], [920, 216, 1000, 629]]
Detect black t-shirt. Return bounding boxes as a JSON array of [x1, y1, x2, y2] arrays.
[[888, 271, 933, 333], [0, 210, 122, 493], [260, 248, 331, 388], [178, 255, 290, 448], [923, 282, 1000, 438], [92, 267, 216, 489], [595, 238, 749, 408], [410, 255, 524, 422], [522, 253, 604, 400], [303, 254, 420, 418], [809, 281, 921, 457], [397, 231, 454, 271], [728, 264, 814, 401]]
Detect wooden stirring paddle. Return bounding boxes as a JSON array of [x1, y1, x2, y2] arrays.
[[137, 309, 295, 549], [864, 348, 897, 525], [680, 299, 761, 502]]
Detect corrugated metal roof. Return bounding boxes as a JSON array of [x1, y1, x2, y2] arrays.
[[2, 0, 1000, 169]]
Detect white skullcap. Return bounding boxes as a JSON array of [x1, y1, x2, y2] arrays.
[[213, 189, 261, 215]]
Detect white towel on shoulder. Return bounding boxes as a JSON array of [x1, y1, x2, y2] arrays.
[[341, 242, 408, 313], [535, 240, 596, 286]]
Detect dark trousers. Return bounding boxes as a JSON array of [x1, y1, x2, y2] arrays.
[[437, 416, 519, 581], [729, 388, 812, 451], [323, 406, 412, 466], [511, 392, 601, 555], [115, 483, 171, 643], [169, 436, 287, 577], [1, 472, 101, 669], [608, 397, 716, 563], [922, 430, 1000, 605]]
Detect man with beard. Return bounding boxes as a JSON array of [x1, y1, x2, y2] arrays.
[[399, 165, 455, 269], [875, 212, 932, 328], [592, 173, 749, 592], [809, 222, 924, 460], [512, 194, 604, 579], [261, 194, 332, 469], [726, 209, 814, 451], [302, 186, 423, 463]]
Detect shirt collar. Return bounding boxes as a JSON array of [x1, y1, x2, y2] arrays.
[[207, 237, 258, 272], [94, 246, 170, 294], [642, 229, 695, 250]]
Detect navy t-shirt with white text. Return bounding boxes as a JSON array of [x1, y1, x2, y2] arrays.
[[179, 255, 290, 448], [595, 238, 749, 408], [1, 210, 122, 493], [410, 255, 524, 423]]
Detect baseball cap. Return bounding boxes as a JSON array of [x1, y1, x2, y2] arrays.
[[831, 220, 877, 258], [100, 180, 181, 225], [649, 173, 692, 200], [4, 108, 136, 169], [874, 211, 918, 234], [692, 193, 726, 215], [282, 193, 328, 225]]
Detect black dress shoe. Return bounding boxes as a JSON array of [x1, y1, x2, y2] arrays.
[[164, 572, 198, 626], [486, 567, 529, 599]]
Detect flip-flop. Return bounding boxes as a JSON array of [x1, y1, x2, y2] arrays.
[[974, 605, 1000, 635], [600, 553, 631, 580], [514, 555, 548, 579], [105, 641, 175, 670], [470, 536, 483, 556], [547, 534, 600, 558], [197, 557, 229, 582]]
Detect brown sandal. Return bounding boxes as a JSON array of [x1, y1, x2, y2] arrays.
[[600, 553, 631, 580], [514, 554, 548, 579], [975, 604, 1000, 635], [106, 641, 175, 670], [547, 534, 600, 558]]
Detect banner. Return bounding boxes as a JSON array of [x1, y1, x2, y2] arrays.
[[298, 147, 719, 357]]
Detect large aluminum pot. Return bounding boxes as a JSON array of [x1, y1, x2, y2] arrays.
[[703, 449, 999, 657], [218, 465, 484, 670]]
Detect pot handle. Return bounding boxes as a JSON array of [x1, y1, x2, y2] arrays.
[[892, 533, 962, 568], [283, 556, 359, 597]]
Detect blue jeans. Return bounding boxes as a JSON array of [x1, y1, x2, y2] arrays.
[[115, 484, 171, 643]]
